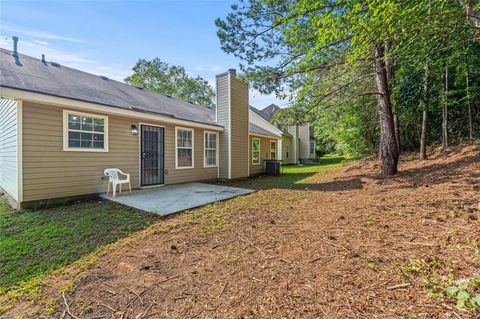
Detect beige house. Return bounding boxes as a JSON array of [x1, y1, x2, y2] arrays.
[[250, 104, 317, 165], [0, 47, 281, 208]]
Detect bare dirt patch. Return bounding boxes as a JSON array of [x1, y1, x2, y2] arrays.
[[4, 146, 479, 319]]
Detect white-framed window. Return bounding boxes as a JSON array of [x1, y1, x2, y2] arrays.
[[270, 140, 277, 160], [204, 131, 218, 167], [175, 127, 194, 169], [252, 138, 260, 165], [63, 110, 108, 152]]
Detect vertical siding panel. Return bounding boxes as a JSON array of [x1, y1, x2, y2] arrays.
[[282, 135, 293, 164], [298, 124, 312, 160], [0, 98, 18, 200], [216, 73, 230, 178]]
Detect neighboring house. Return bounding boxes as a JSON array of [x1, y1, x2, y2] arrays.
[[249, 104, 317, 165], [0, 45, 282, 208]]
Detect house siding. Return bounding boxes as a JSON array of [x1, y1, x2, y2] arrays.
[[216, 71, 249, 180], [166, 126, 218, 184], [282, 135, 293, 164], [298, 123, 313, 159], [0, 98, 19, 201], [22, 102, 218, 202], [216, 73, 230, 179], [229, 76, 249, 179], [249, 136, 274, 176], [287, 125, 296, 163]]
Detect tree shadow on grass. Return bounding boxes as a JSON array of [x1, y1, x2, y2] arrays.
[[219, 155, 366, 192], [0, 198, 159, 291], [239, 174, 364, 191]]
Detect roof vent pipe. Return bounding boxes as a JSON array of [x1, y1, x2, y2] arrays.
[[12, 36, 19, 57], [41, 54, 46, 63]]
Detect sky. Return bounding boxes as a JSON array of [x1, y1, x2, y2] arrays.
[[0, 0, 284, 108]]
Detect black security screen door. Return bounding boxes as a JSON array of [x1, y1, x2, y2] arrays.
[[141, 125, 165, 186]]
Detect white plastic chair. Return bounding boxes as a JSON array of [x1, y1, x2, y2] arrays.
[[104, 168, 131, 198]]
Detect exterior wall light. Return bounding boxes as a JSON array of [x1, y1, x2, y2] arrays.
[[131, 125, 139, 136]]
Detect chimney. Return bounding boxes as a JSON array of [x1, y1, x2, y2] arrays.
[[215, 69, 249, 179], [41, 54, 46, 63], [12, 36, 19, 57]]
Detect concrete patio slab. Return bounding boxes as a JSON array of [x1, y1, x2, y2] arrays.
[[100, 182, 255, 216]]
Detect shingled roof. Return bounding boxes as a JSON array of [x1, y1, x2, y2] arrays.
[[249, 105, 271, 121], [249, 122, 281, 138], [0, 48, 219, 127], [260, 103, 280, 121]]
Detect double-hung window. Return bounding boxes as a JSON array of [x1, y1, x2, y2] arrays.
[[310, 141, 315, 155], [204, 131, 218, 167], [63, 110, 108, 152], [270, 140, 277, 160], [176, 127, 194, 168], [252, 138, 260, 165]]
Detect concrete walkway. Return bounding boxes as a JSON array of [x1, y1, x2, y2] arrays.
[[100, 182, 255, 216]]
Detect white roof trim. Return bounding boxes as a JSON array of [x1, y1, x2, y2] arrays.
[[248, 132, 282, 139]]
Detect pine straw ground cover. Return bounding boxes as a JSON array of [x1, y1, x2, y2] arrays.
[[1, 146, 479, 319]]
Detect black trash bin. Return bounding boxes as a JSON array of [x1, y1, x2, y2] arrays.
[[265, 160, 281, 176]]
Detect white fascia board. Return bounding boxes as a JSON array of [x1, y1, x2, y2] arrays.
[[248, 132, 282, 140]]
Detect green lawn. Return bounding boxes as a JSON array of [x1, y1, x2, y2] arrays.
[[0, 199, 158, 291], [240, 154, 347, 189], [231, 155, 348, 189]]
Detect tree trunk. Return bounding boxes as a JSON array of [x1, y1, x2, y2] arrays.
[[385, 40, 394, 92], [377, 139, 382, 160], [420, 110, 428, 160], [393, 114, 401, 154], [465, 54, 474, 142], [420, 64, 429, 160], [442, 63, 448, 151], [374, 44, 399, 176], [382, 40, 395, 159]]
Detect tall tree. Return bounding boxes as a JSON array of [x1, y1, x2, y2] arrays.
[[442, 63, 449, 151], [393, 1, 476, 157], [420, 64, 430, 160], [216, 0, 402, 176], [125, 58, 215, 107], [216, 0, 478, 166]]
